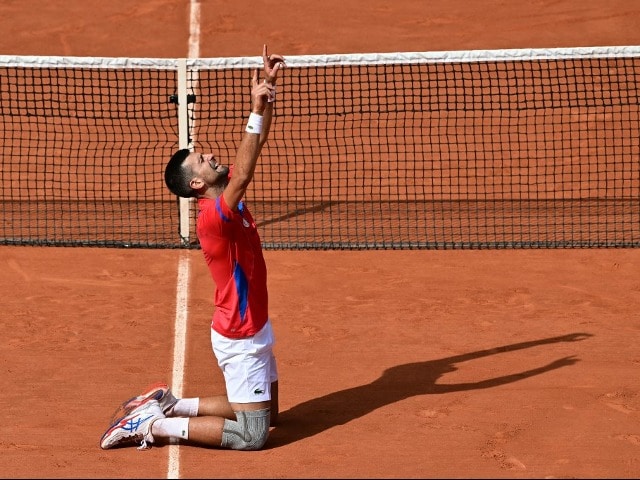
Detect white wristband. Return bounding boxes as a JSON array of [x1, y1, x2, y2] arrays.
[[245, 112, 263, 134]]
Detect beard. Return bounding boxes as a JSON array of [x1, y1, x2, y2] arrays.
[[213, 164, 231, 187], [216, 164, 230, 177]]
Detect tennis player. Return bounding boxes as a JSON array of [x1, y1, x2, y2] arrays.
[[100, 44, 285, 451]]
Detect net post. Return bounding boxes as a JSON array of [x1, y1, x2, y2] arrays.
[[176, 58, 193, 245]]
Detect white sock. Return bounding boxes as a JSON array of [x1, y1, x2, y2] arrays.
[[152, 417, 190, 440], [171, 398, 200, 417]]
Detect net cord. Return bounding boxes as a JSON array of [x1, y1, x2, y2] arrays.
[[2, 45, 640, 70]]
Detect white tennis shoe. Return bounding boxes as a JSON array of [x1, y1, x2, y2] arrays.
[[109, 382, 178, 424], [100, 399, 165, 450]]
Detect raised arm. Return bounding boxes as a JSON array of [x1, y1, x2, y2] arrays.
[[258, 45, 286, 153], [223, 45, 285, 211]]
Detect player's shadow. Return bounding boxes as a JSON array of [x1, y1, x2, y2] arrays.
[[267, 332, 592, 448]]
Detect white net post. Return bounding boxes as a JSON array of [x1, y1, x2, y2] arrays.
[[176, 58, 193, 244]]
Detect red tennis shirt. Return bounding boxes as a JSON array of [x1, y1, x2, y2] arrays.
[[196, 194, 269, 339]]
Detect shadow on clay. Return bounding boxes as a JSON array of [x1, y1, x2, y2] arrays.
[[267, 332, 593, 448]]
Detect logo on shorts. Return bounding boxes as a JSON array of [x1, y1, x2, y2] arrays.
[[253, 388, 264, 395]]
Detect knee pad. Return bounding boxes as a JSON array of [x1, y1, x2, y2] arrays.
[[221, 408, 270, 451]]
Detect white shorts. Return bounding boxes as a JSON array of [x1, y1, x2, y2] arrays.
[[210, 319, 278, 404]]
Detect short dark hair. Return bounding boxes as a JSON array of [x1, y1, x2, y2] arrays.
[[164, 149, 195, 198]]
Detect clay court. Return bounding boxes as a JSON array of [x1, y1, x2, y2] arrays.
[[1, 1, 640, 478]]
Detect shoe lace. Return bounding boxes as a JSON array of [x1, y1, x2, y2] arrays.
[[137, 438, 151, 450], [135, 414, 157, 450]]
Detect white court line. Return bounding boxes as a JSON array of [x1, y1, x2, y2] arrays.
[[167, 251, 190, 479], [188, 0, 201, 59], [167, 1, 201, 478]]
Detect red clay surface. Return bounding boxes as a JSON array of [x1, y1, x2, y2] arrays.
[[1, 1, 640, 478]]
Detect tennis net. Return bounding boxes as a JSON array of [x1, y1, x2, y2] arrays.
[[1, 46, 639, 249]]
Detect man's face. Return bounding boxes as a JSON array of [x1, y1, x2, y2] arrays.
[[185, 152, 229, 189]]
